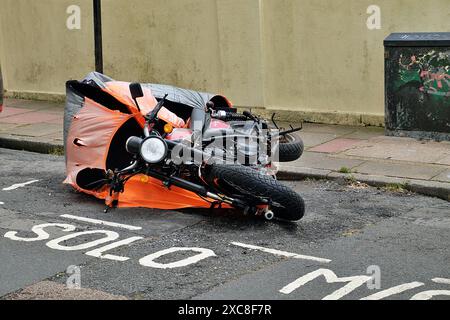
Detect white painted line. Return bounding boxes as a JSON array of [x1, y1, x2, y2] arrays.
[[432, 278, 450, 285], [2, 179, 40, 191], [279, 268, 371, 299], [231, 242, 331, 263], [60, 214, 142, 231], [360, 282, 424, 300], [411, 290, 450, 300], [86, 236, 144, 261], [139, 247, 216, 269], [0, 201, 4, 205]]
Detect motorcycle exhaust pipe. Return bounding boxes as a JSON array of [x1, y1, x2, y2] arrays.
[[146, 169, 247, 209], [146, 169, 208, 197]]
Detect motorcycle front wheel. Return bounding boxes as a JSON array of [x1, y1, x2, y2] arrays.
[[204, 164, 305, 221]]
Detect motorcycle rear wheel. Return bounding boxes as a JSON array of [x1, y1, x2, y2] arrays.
[[205, 164, 305, 221], [276, 133, 304, 162]]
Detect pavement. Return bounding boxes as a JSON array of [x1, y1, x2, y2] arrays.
[[0, 148, 449, 300], [0, 98, 449, 201]]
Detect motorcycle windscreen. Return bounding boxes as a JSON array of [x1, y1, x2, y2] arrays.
[[64, 97, 214, 210]]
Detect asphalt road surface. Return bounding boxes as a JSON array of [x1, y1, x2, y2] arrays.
[[0, 148, 449, 300]]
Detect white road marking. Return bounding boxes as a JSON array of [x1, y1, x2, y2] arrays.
[[86, 236, 144, 261], [231, 242, 331, 263], [410, 290, 450, 300], [360, 282, 425, 300], [4, 223, 76, 242], [139, 247, 216, 269], [0, 201, 4, 205], [60, 214, 142, 231], [279, 268, 372, 300], [432, 278, 450, 285], [46, 230, 119, 251], [2, 179, 40, 191]]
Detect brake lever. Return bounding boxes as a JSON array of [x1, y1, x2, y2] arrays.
[[145, 94, 168, 121]]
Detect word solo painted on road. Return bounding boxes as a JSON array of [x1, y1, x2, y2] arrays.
[[3, 214, 449, 300]]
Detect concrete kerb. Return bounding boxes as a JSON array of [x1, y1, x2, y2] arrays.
[[0, 137, 448, 202], [277, 165, 450, 201], [0, 136, 64, 155]]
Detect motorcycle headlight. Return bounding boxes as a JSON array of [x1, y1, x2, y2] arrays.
[[140, 136, 168, 163]]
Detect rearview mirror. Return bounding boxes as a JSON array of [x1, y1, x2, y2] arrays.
[[129, 82, 144, 99]]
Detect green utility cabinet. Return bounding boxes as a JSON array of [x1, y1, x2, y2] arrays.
[[384, 33, 450, 141]]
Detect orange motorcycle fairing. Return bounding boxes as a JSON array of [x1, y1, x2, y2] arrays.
[[114, 174, 229, 210], [64, 95, 221, 210]]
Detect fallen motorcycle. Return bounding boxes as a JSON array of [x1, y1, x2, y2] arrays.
[[64, 72, 305, 221]]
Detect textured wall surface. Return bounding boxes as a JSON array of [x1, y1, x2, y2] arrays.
[[261, 0, 450, 117], [1, 0, 449, 122], [0, 0, 94, 96]]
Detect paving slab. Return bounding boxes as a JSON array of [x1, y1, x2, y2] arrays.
[[0, 107, 33, 119], [0, 111, 62, 125], [0, 123, 24, 133], [432, 169, 450, 183], [41, 131, 63, 142], [7, 123, 61, 137], [436, 155, 450, 166], [43, 117, 64, 125], [309, 138, 365, 153], [353, 160, 447, 181], [342, 127, 385, 140], [345, 137, 450, 164], [285, 151, 366, 172], [300, 123, 358, 135], [39, 104, 65, 114], [300, 132, 339, 148], [4, 99, 63, 110]]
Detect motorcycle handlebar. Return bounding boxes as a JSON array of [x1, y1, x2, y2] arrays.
[[146, 94, 168, 121]]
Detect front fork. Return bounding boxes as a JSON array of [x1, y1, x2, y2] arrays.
[[109, 162, 275, 220]]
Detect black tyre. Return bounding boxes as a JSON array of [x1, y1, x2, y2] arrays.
[[276, 133, 304, 162], [205, 164, 305, 221]]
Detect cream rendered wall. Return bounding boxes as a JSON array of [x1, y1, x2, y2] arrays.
[[101, 0, 264, 107], [215, 0, 265, 107], [0, 0, 94, 98], [261, 0, 450, 118], [102, 0, 223, 92], [0, 0, 449, 123]]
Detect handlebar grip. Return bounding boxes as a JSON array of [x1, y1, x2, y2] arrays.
[[214, 112, 248, 121], [243, 111, 257, 121]]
